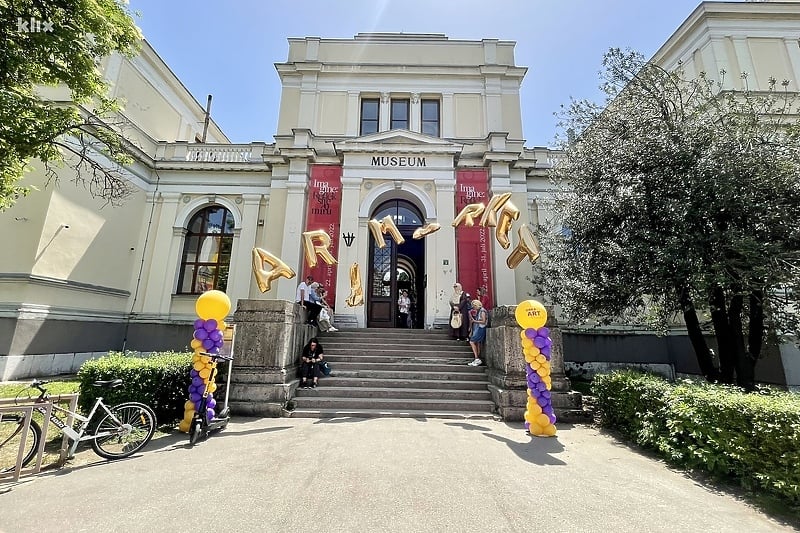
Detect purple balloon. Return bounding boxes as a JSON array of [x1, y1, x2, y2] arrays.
[[207, 398, 217, 410], [537, 382, 548, 391], [194, 318, 205, 330], [202, 338, 215, 350], [189, 392, 201, 403], [548, 413, 557, 424], [187, 384, 196, 393], [525, 328, 537, 339], [204, 318, 218, 332], [214, 339, 224, 348], [537, 326, 550, 338], [194, 400, 203, 411], [209, 330, 222, 342], [525, 365, 534, 378], [537, 396, 548, 407], [529, 387, 540, 397], [541, 390, 551, 399], [524, 421, 530, 430], [534, 336, 547, 348], [194, 328, 208, 340], [540, 345, 551, 357], [192, 376, 204, 387], [529, 372, 540, 383], [542, 404, 554, 416], [190, 369, 199, 378], [206, 408, 215, 421], [208, 346, 221, 355], [543, 337, 552, 348]]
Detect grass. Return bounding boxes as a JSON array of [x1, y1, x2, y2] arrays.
[[0, 378, 81, 401]]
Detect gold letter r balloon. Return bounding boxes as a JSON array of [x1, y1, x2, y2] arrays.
[[302, 229, 338, 268]]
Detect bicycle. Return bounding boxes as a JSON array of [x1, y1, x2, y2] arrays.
[[189, 352, 232, 446], [0, 379, 157, 472]]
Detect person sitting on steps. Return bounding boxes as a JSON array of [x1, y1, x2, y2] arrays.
[[299, 337, 325, 389]]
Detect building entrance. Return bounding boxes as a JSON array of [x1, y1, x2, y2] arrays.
[[367, 199, 425, 328]]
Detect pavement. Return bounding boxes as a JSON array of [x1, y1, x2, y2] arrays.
[[0, 417, 796, 533]]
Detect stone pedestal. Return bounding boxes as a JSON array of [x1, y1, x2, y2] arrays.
[[485, 305, 584, 421], [229, 299, 314, 416]]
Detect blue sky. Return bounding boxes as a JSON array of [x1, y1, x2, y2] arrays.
[[127, 0, 718, 147]]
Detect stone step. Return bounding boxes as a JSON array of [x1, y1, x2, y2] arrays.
[[285, 408, 498, 420], [325, 361, 486, 373], [324, 345, 472, 355], [328, 369, 488, 381], [321, 337, 470, 347], [323, 355, 474, 364], [295, 386, 492, 401], [291, 396, 495, 412], [317, 328, 452, 339], [319, 377, 489, 390]]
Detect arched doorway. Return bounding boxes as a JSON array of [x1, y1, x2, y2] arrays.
[[367, 199, 425, 328]]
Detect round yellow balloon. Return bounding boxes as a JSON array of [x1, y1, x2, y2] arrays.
[[190, 339, 202, 350], [536, 413, 550, 427], [514, 300, 547, 330], [195, 290, 231, 321], [543, 424, 557, 436], [184, 400, 195, 411], [193, 361, 205, 371], [199, 367, 211, 379]]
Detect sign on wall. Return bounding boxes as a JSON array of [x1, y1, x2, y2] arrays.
[[455, 169, 494, 307], [304, 165, 342, 306]]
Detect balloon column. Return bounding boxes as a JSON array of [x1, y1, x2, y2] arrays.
[[515, 300, 557, 437], [179, 290, 232, 433]]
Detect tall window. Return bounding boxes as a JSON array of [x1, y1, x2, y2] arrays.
[[421, 99, 440, 137], [360, 99, 379, 135], [178, 206, 234, 294], [390, 99, 409, 130]]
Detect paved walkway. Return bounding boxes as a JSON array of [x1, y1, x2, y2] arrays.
[[0, 418, 796, 532]]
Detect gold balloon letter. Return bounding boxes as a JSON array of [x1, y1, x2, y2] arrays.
[[412, 223, 441, 240], [452, 203, 485, 228], [252, 248, 296, 293], [479, 193, 512, 227], [302, 229, 338, 268], [368, 216, 405, 249], [478, 193, 520, 249], [506, 224, 541, 269], [346, 263, 364, 307]]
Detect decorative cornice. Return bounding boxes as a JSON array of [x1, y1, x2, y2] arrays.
[[0, 274, 130, 297]]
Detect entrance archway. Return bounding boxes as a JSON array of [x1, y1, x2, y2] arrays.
[[367, 199, 425, 328]]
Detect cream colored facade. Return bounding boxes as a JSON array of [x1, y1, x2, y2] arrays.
[[1, 2, 799, 384]]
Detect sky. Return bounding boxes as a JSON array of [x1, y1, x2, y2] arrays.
[[126, 0, 726, 147]]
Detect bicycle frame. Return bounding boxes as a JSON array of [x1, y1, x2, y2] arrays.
[[30, 396, 127, 458]]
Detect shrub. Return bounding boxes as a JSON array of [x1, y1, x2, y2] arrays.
[[77, 351, 192, 425], [592, 371, 800, 505]]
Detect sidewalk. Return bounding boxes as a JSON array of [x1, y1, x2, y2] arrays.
[[0, 417, 796, 532]]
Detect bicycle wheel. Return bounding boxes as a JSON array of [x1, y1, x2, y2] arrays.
[[0, 415, 41, 472], [91, 402, 156, 460], [188, 417, 203, 446]]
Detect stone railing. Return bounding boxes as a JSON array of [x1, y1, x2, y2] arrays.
[[156, 141, 267, 164]]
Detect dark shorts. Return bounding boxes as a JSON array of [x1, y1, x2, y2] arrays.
[[470, 326, 486, 343]]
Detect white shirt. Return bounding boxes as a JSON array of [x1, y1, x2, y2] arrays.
[[296, 281, 309, 303]]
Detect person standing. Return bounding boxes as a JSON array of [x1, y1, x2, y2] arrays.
[[299, 337, 325, 389], [467, 300, 488, 366], [449, 282, 470, 341], [398, 289, 411, 328]]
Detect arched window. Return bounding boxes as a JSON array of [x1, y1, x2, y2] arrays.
[[372, 199, 423, 227], [177, 206, 234, 294]]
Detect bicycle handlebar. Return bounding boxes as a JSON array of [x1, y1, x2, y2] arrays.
[[199, 352, 233, 362]]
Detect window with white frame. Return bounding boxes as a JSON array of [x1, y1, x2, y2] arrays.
[[177, 206, 234, 294]]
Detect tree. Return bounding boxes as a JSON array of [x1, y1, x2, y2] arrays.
[[0, 0, 141, 211], [535, 48, 800, 389]]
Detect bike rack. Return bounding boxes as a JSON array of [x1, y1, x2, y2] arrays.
[[0, 392, 79, 479], [0, 401, 51, 481]]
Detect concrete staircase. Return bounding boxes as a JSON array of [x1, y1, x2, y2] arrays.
[[287, 328, 496, 420]]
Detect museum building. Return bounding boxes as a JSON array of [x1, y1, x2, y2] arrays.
[[1, 1, 798, 386]]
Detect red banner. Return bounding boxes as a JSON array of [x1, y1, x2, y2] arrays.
[[303, 165, 342, 306], [455, 169, 493, 308]]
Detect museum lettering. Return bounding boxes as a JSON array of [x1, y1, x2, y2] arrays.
[[371, 156, 427, 167]]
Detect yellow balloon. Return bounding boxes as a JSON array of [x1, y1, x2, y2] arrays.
[[525, 353, 537, 364], [524, 410, 535, 423], [209, 382, 217, 393], [529, 423, 544, 436], [536, 413, 550, 427], [195, 290, 231, 321], [522, 338, 534, 349], [519, 331, 529, 341], [190, 339, 202, 350], [543, 424, 557, 437], [184, 400, 195, 411], [178, 420, 190, 433], [536, 354, 546, 364], [199, 367, 211, 379], [514, 300, 547, 329], [193, 361, 205, 371]]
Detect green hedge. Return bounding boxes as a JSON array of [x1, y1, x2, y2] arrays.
[[77, 351, 192, 425], [592, 371, 800, 505]]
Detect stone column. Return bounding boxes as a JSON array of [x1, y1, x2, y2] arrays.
[[484, 305, 584, 421], [229, 299, 314, 416]]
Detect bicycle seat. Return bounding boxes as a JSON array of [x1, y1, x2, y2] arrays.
[[92, 379, 123, 388]]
